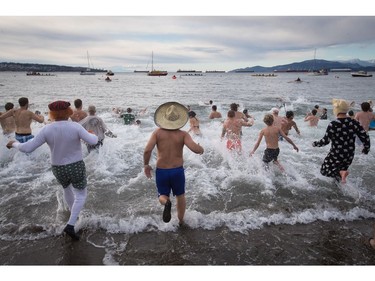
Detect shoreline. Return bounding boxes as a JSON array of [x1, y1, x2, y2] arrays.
[[1, 219, 375, 265]]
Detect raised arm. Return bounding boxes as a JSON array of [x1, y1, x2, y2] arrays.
[[250, 130, 264, 156], [184, 132, 204, 154], [279, 128, 299, 152], [0, 109, 14, 120], [31, 111, 45, 123]]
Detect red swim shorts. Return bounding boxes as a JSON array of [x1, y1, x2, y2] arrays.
[[227, 139, 242, 151]]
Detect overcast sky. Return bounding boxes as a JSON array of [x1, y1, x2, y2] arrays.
[[1, 2, 375, 72]]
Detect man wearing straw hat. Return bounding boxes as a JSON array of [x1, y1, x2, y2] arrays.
[[143, 102, 204, 226]]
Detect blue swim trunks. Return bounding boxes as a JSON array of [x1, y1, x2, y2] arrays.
[[155, 166, 185, 197], [15, 133, 34, 143]]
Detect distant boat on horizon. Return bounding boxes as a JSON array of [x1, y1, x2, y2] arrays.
[[330, 68, 352, 72], [177, 69, 202, 73], [80, 51, 96, 75], [351, 71, 373, 77], [148, 52, 168, 76], [134, 70, 150, 73], [205, 70, 226, 73]]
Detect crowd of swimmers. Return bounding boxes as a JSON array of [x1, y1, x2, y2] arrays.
[[0, 97, 374, 249]]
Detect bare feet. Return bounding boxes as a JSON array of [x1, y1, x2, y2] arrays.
[[339, 170, 349, 183]]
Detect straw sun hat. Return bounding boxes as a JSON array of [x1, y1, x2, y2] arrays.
[[154, 102, 189, 130], [332, 99, 350, 116]]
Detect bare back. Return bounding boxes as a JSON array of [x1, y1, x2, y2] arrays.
[[355, 111, 375, 131], [262, 125, 280, 149], [71, 110, 88, 122], [144, 128, 203, 169], [222, 118, 243, 140], [209, 111, 222, 119], [0, 112, 16, 134], [14, 108, 44, 134]]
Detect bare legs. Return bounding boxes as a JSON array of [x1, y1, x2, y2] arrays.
[[339, 170, 349, 184], [176, 194, 186, 225], [159, 194, 186, 225]]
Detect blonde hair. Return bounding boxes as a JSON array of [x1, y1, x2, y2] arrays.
[[49, 107, 73, 121], [263, 114, 274, 126]]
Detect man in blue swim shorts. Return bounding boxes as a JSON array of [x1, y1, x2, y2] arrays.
[[143, 102, 204, 226], [0, 97, 44, 143]]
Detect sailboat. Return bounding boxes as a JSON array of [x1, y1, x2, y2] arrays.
[[147, 52, 168, 76], [309, 48, 328, 76], [80, 51, 96, 75]]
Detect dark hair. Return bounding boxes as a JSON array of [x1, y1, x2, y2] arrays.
[[127, 107, 132, 113], [188, 111, 196, 117], [286, 110, 294, 118], [311, 109, 317, 115], [230, 103, 238, 111], [348, 110, 354, 116], [18, 97, 28, 107], [212, 105, 217, 111], [243, 109, 248, 114], [361, 102, 370, 112], [314, 105, 319, 109], [5, 102, 14, 111], [74, 99, 83, 109]]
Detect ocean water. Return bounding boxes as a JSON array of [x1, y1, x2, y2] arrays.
[[0, 71, 374, 265]]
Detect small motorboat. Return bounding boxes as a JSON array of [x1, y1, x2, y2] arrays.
[[351, 71, 372, 77]]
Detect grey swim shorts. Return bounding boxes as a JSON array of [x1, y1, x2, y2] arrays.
[[51, 160, 87, 190]]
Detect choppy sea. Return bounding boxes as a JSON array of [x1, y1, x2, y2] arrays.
[[0, 71, 374, 266]]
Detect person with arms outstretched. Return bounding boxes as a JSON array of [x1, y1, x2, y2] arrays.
[[6, 101, 98, 240]]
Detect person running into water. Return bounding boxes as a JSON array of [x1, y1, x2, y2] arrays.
[[143, 102, 204, 226], [355, 101, 375, 132], [0, 102, 16, 140], [6, 101, 98, 240], [0, 97, 44, 143], [70, 98, 88, 122], [281, 110, 301, 137], [230, 103, 248, 122], [187, 111, 202, 136], [312, 99, 370, 184], [250, 114, 299, 171], [270, 107, 284, 129], [320, 108, 328, 120], [221, 110, 253, 152], [120, 107, 136, 125], [304, 109, 320, 127], [79, 105, 117, 153], [208, 105, 222, 119]]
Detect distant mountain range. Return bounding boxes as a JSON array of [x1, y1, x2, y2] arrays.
[[0, 62, 107, 73], [232, 59, 375, 73]]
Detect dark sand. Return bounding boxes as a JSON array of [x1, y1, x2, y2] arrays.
[[1, 219, 375, 265]]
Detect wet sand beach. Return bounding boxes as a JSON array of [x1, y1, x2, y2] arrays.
[[1, 219, 375, 265]]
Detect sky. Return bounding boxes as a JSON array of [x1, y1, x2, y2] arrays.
[[1, 1, 375, 72]]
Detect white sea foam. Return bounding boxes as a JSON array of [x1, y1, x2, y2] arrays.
[[0, 72, 374, 250]]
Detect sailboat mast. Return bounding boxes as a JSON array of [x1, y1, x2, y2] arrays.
[[87, 50, 90, 68], [151, 51, 154, 71]]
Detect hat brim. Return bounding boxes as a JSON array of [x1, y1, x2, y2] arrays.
[[154, 102, 189, 130]]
